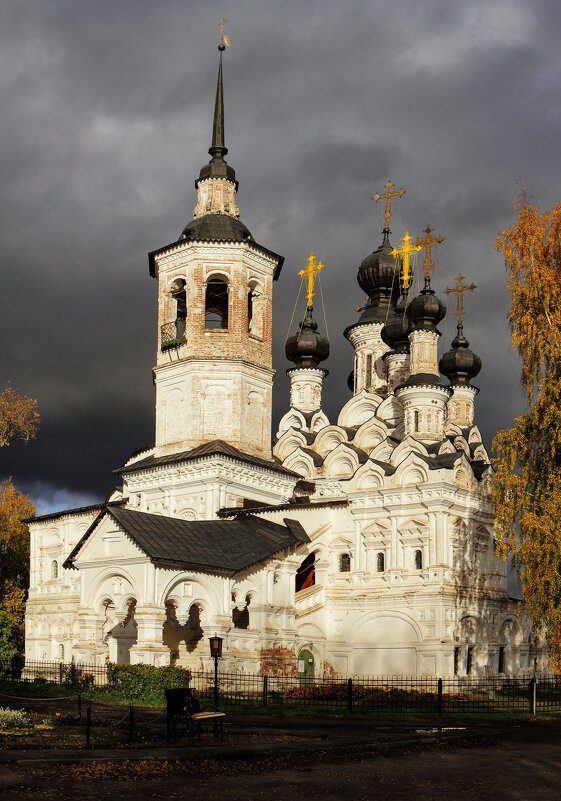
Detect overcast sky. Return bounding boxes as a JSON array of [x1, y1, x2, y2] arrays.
[[1, 0, 560, 517]]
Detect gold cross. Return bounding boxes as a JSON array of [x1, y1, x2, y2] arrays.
[[218, 18, 231, 47], [414, 225, 445, 280], [390, 233, 421, 290], [298, 252, 324, 308], [444, 274, 477, 325], [372, 180, 406, 230]]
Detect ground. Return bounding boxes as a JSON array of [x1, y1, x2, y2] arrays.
[[2, 713, 561, 800]]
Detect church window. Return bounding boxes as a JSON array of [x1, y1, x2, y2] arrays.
[[365, 354, 373, 388], [232, 594, 250, 629], [414, 410, 419, 432], [171, 279, 187, 339], [377, 552, 385, 573], [296, 553, 315, 592], [247, 289, 254, 331], [415, 549, 423, 570], [339, 553, 351, 572], [58, 643, 64, 661], [498, 646, 505, 674], [51, 560, 58, 579], [466, 646, 474, 675], [454, 646, 460, 675], [205, 278, 229, 329]]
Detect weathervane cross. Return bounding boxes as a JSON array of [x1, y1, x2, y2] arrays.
[[390, 233, 422, 290], [414, 225, 445, 280], [218, 18, 231, 47], [298, 252, 324, 308], [372, 180, 406, 230], [444, 274, 477, 325]]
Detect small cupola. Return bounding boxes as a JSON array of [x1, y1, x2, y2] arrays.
[[286, 307, 330, 368], [440, 323, 482, 385], [407, 277, 446, 333]]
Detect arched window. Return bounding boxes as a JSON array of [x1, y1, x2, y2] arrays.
[[339, 553, 351, 573], [377, 552, 385, 573], [247, 289, 254, 332], [58, 643, 64, 661], [414, 410, 420, 432], [51, 560, 58, 579], [415, 549, 423, 570], [295, 553, 315, 593], [171, 279, 187, 339], [205, 278, 229, 329], [365, 354, 373, 389]]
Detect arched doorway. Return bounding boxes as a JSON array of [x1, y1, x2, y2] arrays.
[[297, 649, 314, 683]]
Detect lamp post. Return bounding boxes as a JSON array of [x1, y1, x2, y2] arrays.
[[209, 634, 223, 709]]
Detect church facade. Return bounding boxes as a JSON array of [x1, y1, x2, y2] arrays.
[[24, 48, 543, 678]]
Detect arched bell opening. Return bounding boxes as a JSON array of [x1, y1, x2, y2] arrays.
[[205, 278, 229, 329]]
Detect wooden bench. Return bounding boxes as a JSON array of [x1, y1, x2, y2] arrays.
[[165, 688, 225, 745]]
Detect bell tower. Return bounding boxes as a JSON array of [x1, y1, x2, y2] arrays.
[[148, 44, 284, 460]]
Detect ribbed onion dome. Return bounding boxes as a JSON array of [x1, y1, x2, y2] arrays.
[[286, 307, 330, 368], [346, 229, 401, 332], [439, 323, 482, 385], [407, 278, 446, 332], [381, 293, 412, 353]]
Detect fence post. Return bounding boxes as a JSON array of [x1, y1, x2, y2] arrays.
[[347, 678, 353, 712], [262, 676, 268, 706], [529, 677, 537, 716], [437, 678, 443, 717], [77, 693, 82, 720], [59, 662, 64, 686], [129, 704, 134, 742], [85, 704, 92, 748]]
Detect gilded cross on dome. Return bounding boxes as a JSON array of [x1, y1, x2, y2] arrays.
[[298, 252, 324, 308], [372, 180, 406, 230], [390, 233, 421, 290], [444, 274, 477, 325], [414, 225, 445, 280]]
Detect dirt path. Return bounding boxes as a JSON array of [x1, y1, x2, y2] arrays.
[[2, 730, 561, 801]]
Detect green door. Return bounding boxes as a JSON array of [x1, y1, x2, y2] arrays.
[[297, 649, 314, 683]]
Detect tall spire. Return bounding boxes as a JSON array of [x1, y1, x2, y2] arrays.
[[197, 40, 237, 188], [210, 47, 227, 160]]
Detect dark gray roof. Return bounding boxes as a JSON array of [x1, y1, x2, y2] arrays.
[[115, 440, 299, 478], [218, 499, 348, 518], [26, 499, 125, 525], [65, 506, 309, 574]]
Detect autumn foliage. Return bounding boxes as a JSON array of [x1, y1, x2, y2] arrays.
[[0, 386, 39, 448], [493, 191, 561, 670]]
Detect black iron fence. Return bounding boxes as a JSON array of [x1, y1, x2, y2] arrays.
[[19, 661, 561, 715]]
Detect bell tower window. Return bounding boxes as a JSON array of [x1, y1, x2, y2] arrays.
[[205, 278, 229, 329]]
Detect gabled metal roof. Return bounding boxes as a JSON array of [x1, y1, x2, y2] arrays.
[[64, 506, 309, 575]]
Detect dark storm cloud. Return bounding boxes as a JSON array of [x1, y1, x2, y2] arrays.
[[1, 0, 560, 511]]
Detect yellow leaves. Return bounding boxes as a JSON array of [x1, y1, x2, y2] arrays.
[[0, 386, 39, 448], [495, 192, 561, 401], [494, 191, 561, 671]]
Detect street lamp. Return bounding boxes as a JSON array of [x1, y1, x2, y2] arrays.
[[209, 634, 223, 710]]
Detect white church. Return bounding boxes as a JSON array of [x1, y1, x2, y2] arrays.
[[24, 45, 542, 679]]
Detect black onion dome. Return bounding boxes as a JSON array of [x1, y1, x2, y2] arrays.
[[407, 282, 446, 332], [439, 324, 482, 385], [179, 213, 253, 242], [345, 229, 401, 337], [381, 294, 412, 353], [286, 307, 330, 368]]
